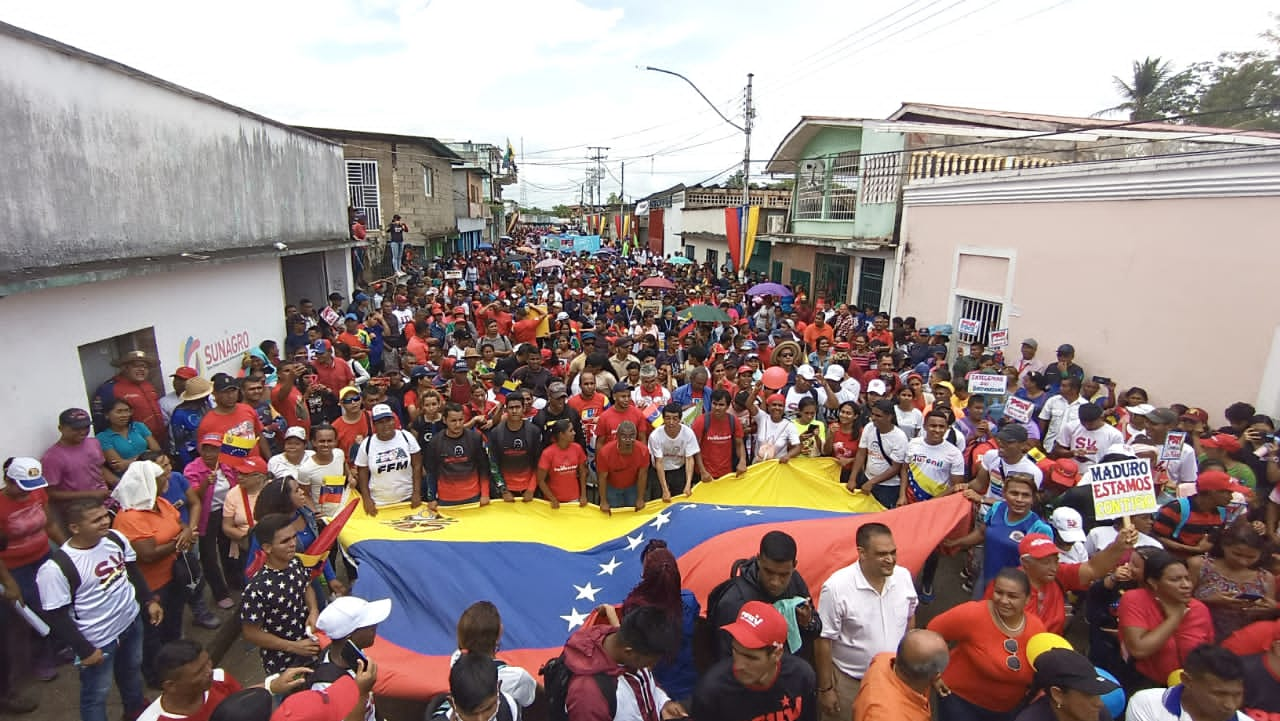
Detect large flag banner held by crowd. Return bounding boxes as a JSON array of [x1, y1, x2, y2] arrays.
[[338, 458, 971, 698]]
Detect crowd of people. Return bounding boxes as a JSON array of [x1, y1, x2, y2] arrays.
[[2, 232, 1279, 721]]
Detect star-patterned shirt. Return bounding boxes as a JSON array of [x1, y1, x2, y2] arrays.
[[240, 557, 313, 675]]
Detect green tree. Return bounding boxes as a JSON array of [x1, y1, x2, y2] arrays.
[[550, 204, 576, 217], [1098, 57, 1187, 120]]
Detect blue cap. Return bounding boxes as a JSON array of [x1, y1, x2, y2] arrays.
[[344, 313, 359, 321]]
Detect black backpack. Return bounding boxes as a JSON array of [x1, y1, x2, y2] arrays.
[[540, 653, 616, 721], [49, 531, 129, 619]]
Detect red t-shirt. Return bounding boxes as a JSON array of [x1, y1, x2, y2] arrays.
[[313, 358, 355, 392], [196, 404, 265, 461], [0, 489, 50, 568], [1118, 588, 1214, 683], [691, 414, 742, 479], [513, 318, 540, 346], [141, 668, 242, 721], [569, 393, 609, 446], [1224, 619, 1280, 656], [594, 404, 649, 448], [332, 413, 373, 459], [539, 443, 587, 501], [596, 440, 650, 490], [982, 562, 1087, 635], [926, 600, 1047, 712], [272, 385, 309, 432]]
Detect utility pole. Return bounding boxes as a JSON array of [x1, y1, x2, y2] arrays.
[[741, 73, 754, 279], [587, 146, 609, 211], [620, 161, 625, 246]]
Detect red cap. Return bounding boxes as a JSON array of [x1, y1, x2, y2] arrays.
[[395, 295, 408, 303], [1018, 533, 1059, 560], [711, 344, 727, 355], [199, 433, 223, 447], [1195, 469, 1252, 495], [738, 365, 753, 374], [721, 601, 787, 649], [234, 456, 268, 475], [1037, 458, 1081, 488], [271, 675, 360, 721], [540, 348, 553, 359], [1201, 433, 1242, 453], [835, 342, 851, 350], [171, 366, 198, 380], [453, 307, 466, 315], [766, 393, 786, 405], [1180, 407, 1208, 424]]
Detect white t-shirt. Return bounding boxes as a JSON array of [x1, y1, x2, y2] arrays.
[[1125, 687, 1250, 721], [298, 450, 348, 516], [894, 406, 924, 439], [1039, 395, 1087, 447], [1084, 525, 1163, 557], [754, 411, 800, 461], [632, 385, 672, 413], [268, 450, 313, 482], [904, 437, 965, 499], [648, 424, 700, 471], [979, 448, 1044, 503], [354, 430, 421, 506], [834, 379, 862, 405], [1055, 421, 1124, 466], [818, 563, 918, 678], [783, 384, 827, 420], [859, 424, 909, 486], [449, 650, 537, 709], [36, 531, 140, 649]]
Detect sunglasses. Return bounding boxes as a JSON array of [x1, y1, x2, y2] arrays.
[[341, 396, 363, 404], [1004, 638, 1021, 671]]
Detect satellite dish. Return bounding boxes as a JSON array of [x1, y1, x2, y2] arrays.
[[800, 159, 823, 188]]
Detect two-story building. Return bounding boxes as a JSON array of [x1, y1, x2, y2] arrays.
[[758, 102, 1280, 310], [445, 141, 517, 247], [0, 21, 349, 455], [296, 126, 463, 262]]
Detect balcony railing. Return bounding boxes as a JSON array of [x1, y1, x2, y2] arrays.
[[684, 190, 791, 208], [908, 151, 1059, 181]]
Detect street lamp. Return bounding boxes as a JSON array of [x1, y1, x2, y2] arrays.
[[643, 66, 755, 271]]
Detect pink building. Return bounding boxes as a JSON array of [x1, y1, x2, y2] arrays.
[[894, 150, 1280, 421]]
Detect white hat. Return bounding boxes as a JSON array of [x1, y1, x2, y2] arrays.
[[3, 457, 48, 492], [556, 312, 569, 321], [284, 426, 307, 442], [796, 364, 816, 380], [371, 404, 396, 421], [1049, 507, 1086, 544], [867, 379, 888, 395], [1104, 443, 1136, 458], [1127, 404, 1155, 417], [823, 365, 845, 381], [315, 596, 392, 640]]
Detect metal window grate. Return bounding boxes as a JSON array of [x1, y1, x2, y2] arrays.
[[955, 296, 1002, 346], [347, 159, 381, 230], [794, 157, 826, 220], [827, 151, 860, 220], [859, 152, 901, 205]]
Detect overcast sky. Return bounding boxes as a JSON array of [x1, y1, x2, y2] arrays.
[[3, 0, 1275, 207]]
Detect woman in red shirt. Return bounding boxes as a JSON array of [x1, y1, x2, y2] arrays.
[[1119, 550, 1214, 687], [1, 457, 62, 686], [823, 401, 861, 486], [927, 567, 1046, 721]]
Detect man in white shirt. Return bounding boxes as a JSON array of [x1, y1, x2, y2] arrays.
[[354, 404, 423, 515], [848, 400, 909, 509], [821, 365, 860, 421], [1038, 377, 1087, 449], [971, 424, 1044, 510], [36, 499, 163, 721], [1054, 403, 1124, 469], [648, 403, 701, 500], [815, 524, 917, 721], [1131, 408, 1198, 495], [1015, 338, 1045, 382], [1126, 645, 1249, 721], [783, 365, 832, 420]]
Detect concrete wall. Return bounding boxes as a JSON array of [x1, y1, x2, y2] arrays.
[[0, 27, 347, 273], [334, 137, 456, 244], [852, 129, 907, 241], [0, 258, 286, 456], [898, 154, 1280, 420]]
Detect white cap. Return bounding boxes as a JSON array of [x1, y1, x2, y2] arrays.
[[1127, 404, 1155, 416], [315, 596, 392, 640], [284, 426, 307, 442], [556, 312, 569, 321], [371, 404, 396, 421], [1049, 507, 1086, 543], [3, 457, 48, 492], [796, 364, 816, 380], [867, 379, 888, 395], [823, 365, 845, 381], [1105, 443, 1136, 458]]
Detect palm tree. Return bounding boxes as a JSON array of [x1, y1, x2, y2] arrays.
[[1098, 57, 1180, 121]]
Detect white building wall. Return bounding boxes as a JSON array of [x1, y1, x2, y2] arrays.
[[0, 258, 286, 456]]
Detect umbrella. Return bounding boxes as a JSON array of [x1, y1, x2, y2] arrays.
[[516, 245, 540, 254], [595, 247, 618, 255], [747, 282, 793, 297], [668, 256, 694, 265], [639, 277, 676, 290], [500, 235, 512, 241], [679, 304, 731, 323], [535, 258, 564, 270], [477, 242, 494, 250], [504, 254, 524, 262]]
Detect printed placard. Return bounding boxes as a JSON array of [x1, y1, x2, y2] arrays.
[[1089, 458, 1157, 521], [320, 306, 342, 328], [967, 373, 1008, 395], [958, 318, 982, 336], [1004, 395, 1034, 423], [989, 328, 1009, 349], [444, 269, 463, 280], [1161, 431, 1187, 461]]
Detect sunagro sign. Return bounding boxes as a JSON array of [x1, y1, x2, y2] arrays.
[[181, 331, 252, 376]]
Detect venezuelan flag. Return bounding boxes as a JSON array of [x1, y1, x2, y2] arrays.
[[220, 433, 256, 459], [338, 458, 971, 699]]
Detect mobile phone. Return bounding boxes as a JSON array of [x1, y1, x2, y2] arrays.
[[339, 639, 368, 668], [1236, 592, 1264, 602], [1092, 376, 1111, 385]]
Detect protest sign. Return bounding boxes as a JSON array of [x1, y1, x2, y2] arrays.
[[989, 328, 1009, 349], [637, 299, 662, 316], [968, 373, 1008, 395], [444, 269, 463, 280], [320, 306, 342, 328], [1004, 395, 1034, 423], [1161, 431, 1187, 461], [1089, 458, 1157, 521], [958, 318, 982, 336]]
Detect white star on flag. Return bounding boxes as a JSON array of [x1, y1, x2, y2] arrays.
[[574, 582, 602, 601], [649, 511, 672, 530], [739, 509, 763, 516], [714, 505, 731, 511], [625, 532, 645, 551], [597, 556, 622, 575], [560, 608, 588, 631]]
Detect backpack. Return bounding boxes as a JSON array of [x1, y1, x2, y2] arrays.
[[704, 557, 752, 622], [50, 530, 129, 619], [1171, 497, 1227, 539], [539, 653, 616, 721]]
